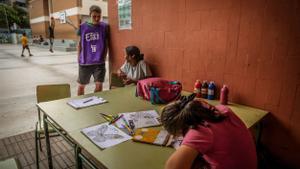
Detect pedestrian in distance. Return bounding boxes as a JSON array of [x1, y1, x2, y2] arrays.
[[21, 32, 33, 57], [49, 17, 55, 53], [77, 5, 109, 95], [161, 94, 257, 169]]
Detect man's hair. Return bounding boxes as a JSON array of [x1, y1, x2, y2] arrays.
[[89, 5, 101, 15]]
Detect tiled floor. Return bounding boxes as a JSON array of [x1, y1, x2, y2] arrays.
[[0, 131, 77, 169]]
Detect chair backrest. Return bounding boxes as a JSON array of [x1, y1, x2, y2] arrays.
[[0, 158, 19, 169], [36, 84, 71, 103]]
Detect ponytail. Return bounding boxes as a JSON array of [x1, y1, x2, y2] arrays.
[[161, 94, 226, 136]]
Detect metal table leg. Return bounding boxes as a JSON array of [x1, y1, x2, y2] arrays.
[[43, 114, 53, 169], [75, 145, 83, 169]]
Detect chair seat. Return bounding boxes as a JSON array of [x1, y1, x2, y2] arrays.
[[37, 121, 63, 134], [0, 158, 19, 169]]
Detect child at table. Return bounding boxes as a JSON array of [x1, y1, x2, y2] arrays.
[[111, 46, 152, 87], [161, 94, 257, 169]]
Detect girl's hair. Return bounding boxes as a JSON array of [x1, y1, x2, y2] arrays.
[[161, 95, 226, 136], [125, 46, 144, 62], [89, 5, 102, 15]]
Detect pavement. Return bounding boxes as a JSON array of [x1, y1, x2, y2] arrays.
[[0, 44, 109, 139]]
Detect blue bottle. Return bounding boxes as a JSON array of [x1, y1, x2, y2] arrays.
[[207, 81, 215, 100]]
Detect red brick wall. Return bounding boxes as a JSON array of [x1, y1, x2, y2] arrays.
[[51, 0, 78, 13], [108, 0, 300, 167], [29, 0, 49, 19], [31, 21, 49, 38], [52, 15, 79, 40]]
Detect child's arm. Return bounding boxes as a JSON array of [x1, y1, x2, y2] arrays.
[[123, 78, 137, 85], [165, 145, 198, 169]]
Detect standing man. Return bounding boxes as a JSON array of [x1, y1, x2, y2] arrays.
[[77, 5, 109, 95], [49, 17, 55, 53]]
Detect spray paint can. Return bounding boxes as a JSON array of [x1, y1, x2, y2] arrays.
[[220, 85, 229, 105], [194, 80, 202, 98], [201, 80, 208, 99], [207, 81, 215, 100]]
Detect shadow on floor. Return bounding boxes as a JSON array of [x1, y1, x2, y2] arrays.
[[0, 131, 85, 169]]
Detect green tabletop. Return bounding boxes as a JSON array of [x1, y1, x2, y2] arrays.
[[38, 85, 165, 133], [37, 85, 268, 169]]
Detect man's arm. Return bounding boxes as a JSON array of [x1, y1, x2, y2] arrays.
[[77, 35, 81, 62], [103, 24, 110, 61], [165, 145, 198, 169]]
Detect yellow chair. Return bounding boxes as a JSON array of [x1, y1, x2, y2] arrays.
[[35, 84, 71, 169], [0, 158, 19, 169]]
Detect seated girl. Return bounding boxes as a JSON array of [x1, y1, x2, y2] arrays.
[[161, 94, 257, 169], [112, 46, 152, 87]]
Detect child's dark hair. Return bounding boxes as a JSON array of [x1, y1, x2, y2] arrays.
[[125, 46, 144, 62], [161, 95, 226, 136], [89, 5, 101, 15], [22, 32, 26, 36]]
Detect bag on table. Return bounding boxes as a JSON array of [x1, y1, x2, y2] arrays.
[[136, 77, 182, 104]]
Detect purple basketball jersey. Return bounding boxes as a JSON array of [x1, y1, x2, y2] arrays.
[[79, 22, 107, 65]]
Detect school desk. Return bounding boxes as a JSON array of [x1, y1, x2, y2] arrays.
[[37, 85, 268, 169]]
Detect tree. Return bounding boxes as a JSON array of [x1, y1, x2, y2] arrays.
[[13, 5, 30, 28], [0, 3, 30, 30]]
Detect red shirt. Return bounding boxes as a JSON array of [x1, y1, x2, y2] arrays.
[[182, 105, 257, 169]]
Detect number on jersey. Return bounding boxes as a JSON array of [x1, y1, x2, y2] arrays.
[[91, 45, 97, 53]]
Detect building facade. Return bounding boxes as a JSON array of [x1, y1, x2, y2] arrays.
[[29, 0, 107, 40]]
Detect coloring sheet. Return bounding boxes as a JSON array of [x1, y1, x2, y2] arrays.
[[82, 122, 132, 149], [115, 110, 161, 129]]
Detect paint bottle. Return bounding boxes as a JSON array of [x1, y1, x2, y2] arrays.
[[220, 85, 229, 105], [194, 80, 202, 98], [201, 80, 208, 99], [207, 81, 215, 100]]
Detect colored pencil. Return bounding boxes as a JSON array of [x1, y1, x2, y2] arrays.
[[109, 114, 124, 124]]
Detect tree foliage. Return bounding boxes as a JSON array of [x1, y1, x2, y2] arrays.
[[0, 3, 30, 29]]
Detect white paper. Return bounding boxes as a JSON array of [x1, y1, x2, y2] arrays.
[[171, 136, 183, 149], [67, 96, 107, 109], [82, 122, 132, 149], [115, 110, 161, 129]]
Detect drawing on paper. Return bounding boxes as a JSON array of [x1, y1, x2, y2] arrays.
[[86, 125, 124, 142], [115, 110, 161, 129]]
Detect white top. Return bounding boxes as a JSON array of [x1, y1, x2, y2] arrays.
[[120, 60, 152, 81]]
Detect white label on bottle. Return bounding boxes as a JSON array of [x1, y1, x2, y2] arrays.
[[208, 89, 214, 95]]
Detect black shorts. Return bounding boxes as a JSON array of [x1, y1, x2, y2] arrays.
[[78, 64, 106, 85], [22, 45, 29, 49]]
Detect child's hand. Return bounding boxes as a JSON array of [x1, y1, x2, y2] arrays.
[[117, 70, 127, 78], [123, 78, 133, 85]]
